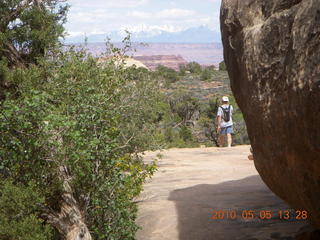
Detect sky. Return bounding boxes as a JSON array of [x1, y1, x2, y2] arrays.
[[65, 0, 222, 38]]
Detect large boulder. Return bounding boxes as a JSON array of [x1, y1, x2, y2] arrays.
[[220, 0, 320, 227]]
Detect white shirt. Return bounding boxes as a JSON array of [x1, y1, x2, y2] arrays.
[[217, 104, 233, 128]]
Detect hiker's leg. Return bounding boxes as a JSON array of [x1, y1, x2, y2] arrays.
[[227, 133, 232, 148], [226, 126, 233, 148], [219, 135, 225, 147], [218, 127, 226, 147]]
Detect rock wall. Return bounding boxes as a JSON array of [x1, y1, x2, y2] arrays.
[[220, 0, 320, 227]]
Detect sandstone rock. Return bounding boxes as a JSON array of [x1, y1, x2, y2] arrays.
[[133, 55, 187, 71], [98, 56, 148, 69], [221, 0, 320, 227]]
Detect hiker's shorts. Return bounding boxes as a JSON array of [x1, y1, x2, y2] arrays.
[[220, 126, 233, 135]]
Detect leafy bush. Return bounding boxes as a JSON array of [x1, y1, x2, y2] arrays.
[[200, 68, 213, 81], [0, 0, 68, 67], [155, 65, 180, 84], [168, 89, 200, 125], [0, 181, 54, 240], [178, 64, 187, 76], [179, 126, 194, 142], [161, 127, 198, 148], [0, 47, 159, 239], [185, 62, 202, 74]]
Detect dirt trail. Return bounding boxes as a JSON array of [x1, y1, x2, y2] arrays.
[[136, 145, 311, 240]]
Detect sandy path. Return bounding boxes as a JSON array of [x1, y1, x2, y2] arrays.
[[136, 145, 312, 240]]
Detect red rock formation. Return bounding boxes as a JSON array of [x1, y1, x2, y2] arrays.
[[133, 55, 187, 71], [221, 0, 320, 228]]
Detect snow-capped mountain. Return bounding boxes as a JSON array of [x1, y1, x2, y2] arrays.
[[64, 26, 221, 43]]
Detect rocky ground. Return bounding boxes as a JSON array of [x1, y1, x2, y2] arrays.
[[136, 146, 314, 240]]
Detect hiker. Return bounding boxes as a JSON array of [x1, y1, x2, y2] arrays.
[[216, 96, 234, 147]]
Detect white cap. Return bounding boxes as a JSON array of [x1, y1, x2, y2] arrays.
[[222, 96, 229, 102]]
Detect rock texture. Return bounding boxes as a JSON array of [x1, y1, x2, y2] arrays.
[[221, 0, 320, 228]]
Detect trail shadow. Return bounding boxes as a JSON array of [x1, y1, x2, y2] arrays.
[[168, 175, 314, 240]]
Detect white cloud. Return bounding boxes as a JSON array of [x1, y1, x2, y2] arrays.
[[127, 11, 151, 18], [211, 10, 220, 32], [64, 1, 221, 39], [127, 8, 196, 19], [68, 9, 116, 23], [120, 24, 182, 34], [66, 31, 85, 38], [157, 8, 195, 18], [68, 0, 149, 9]]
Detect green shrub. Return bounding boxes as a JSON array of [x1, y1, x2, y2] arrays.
[[200, 68, 213, 81], [160, 125, 198, 148], [156, 65, 180, 84], [185, 62, 202, 74], [0, 48, 159, 239], [168, 89, 200, 125], [179, 126, 194, 142], [0, 0, 68, 67], [0, 181, 53, 240], [178, 64, 187, 76]]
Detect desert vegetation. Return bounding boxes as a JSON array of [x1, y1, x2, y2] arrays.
[[151, 61, 249, 148], [0, 1, 158, 239]]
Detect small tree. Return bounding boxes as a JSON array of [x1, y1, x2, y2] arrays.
[[0, 2, 162, 239], [178, 64, 187, 75], [0, 181, 54, 240], [202, 98, 220, 146], [186, 62, 202, 74], [0, 0, 68, 102], [155, 65, 180, 84], [200, 68, 212, 81], [0, 48, 159, 240], [168, 90, 200, 125], [0, 0, 68, 67]]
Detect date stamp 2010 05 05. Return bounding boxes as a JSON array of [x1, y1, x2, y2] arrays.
[[211, 209, 308, 221]]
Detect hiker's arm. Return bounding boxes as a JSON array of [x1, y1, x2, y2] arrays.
[[216, 107, 222, 130], [216, 115, 222, 130]]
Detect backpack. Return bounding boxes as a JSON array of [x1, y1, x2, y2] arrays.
[[220, 105, 231, 122]]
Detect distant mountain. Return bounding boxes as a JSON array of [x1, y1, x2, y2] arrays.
[[139, 26, 221, 43], [64, 26, 221, 44], [70, 42, 224, 66]]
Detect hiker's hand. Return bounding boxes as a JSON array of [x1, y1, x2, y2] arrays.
[[216, 126, 221, 132]]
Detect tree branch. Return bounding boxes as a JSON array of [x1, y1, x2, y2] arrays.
[[1, 41, 25, 67]]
